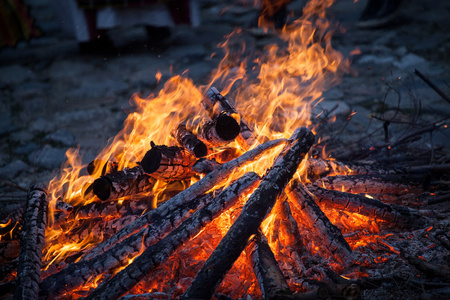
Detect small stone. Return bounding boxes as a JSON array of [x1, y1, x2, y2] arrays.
[[29, 117, 56, 134], [357, 55, 396, 65], [0, 64, 35, 87], [15, 142, 40, 155], [0, 160, 28, 179], [28, 145, 67, 170], [393, 53, 427, 70], [45, 129, 76, 146], [0, 109, 13, 136], [323, 88, 344, 100], [166, 45, 207, 62], [313, 100, 351, 117]]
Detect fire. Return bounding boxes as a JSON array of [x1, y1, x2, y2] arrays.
[[6, 0, 390, 298]]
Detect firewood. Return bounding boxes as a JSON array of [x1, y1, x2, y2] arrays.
[[83, 138, 286, 261], [286, 180, 354, 267], [405, 255, 450, 281], [39, 190, 219, 298], [317, 174, 423, 196], [54, 200, 73, 213], [87, 159, 118, 176], [282, 284, 360, 300], [203, 87, 258, 150], [118, 292, 169, 300], [14, 184, 48, 300], [92, 165, 157, 201], [307, 185, 425, 227], [84, 172, 260, 300], [0, 240, 20, 264], [140, 142, 196, 180], [198, 113, 241, 147], [172, 123, 208, 158], [192, 158, 221, 175], [182, 127, 315, 300], [248, 231, 293, 299]]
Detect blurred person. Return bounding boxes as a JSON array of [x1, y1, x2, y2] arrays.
[[0, 0, 40, 48], [52, 0, 200, 53], [357, 0, 403, 28]]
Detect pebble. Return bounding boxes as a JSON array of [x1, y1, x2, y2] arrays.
[[0, 160, 28, 179], [28, 145, 67, 170], [29, 117, 56, 134], [0, 64, 35, 87], [45, 129, 76, 146]]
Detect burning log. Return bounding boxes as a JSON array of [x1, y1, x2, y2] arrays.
[[172, 123, 208, 158], [40, 190, 218, 298], [87, 160, 118, 176], [0, 241, 20, 264], [203, 87, 257, 150], [317, 174, 423, 196], [140, 142, 196, 180], [14, 184, 48, 300], [92, 165, 157, 201], [54, 200, 73, 214], [182, 127, 315, 300], [84, 138, 286, 260], [307, 185, 425, 227], [198, 113, 241, 147], [84, 172, 260, 300], [286, 180, 354, 267], [248, 231, 293, 299]]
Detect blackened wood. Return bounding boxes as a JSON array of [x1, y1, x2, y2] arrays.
[[307, 185, 425, 227], [198, 113, 240, 147], [85, 172, 260, 300], [172, 123, 208, 158], [306, 158, 404, 179], [249, 231, 293, 299], [286, 181, 353, 266], [87, 159, 118, 176], [83, 138, 286, 260], [182, 127, 315, 300], [141, 142, 196, 180], [282, 284, 360, 300], [0, 279, 15, 298], [406, 255, 450, 281], [203, 87, 257, 150], [118, 292, 169, 300], [317, 174, 422, 196], [14, 184, 48, 300], [54, 200, 73, 213], [414, 69, 450, 105], [40, 192, 215, 298], [192, 158, 220, 175], [0, 240, 20, 263], [92, 165, 157, 201]]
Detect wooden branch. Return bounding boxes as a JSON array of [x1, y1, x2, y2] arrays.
[[317, 174, 423, 196], [414, 69, 450, 105], [82, 138, 286, 261], [286, 181, 354, 267], [307, 185, 425, 228], [140, 142, 196, 181], [85, 172, 260, 300], [248, 231, 293, 299], [172, 123, 208, 158], [14, 184, 48, 300], [198, 113, 241, 147], [203, 87, 258, 150], [182, 127, 315, 300], [92, 165, 157, 201], [87, 159, 118, 176], [283, 284, 360, 300], [40, 190, 217, 298]]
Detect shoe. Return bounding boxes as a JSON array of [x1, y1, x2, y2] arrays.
[[79, 34, 115, 54], [357, 0, 403, 29]]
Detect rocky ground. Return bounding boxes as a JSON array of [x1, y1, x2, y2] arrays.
[[0, 0, 449, 298]]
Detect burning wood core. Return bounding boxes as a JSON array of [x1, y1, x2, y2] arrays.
[[1, 1, 449, 299]]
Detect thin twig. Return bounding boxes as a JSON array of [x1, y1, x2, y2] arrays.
[[415, 69, 450, 105]]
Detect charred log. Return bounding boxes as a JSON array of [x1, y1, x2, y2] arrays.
[[405, 255, 450, 281], [84, 138, 286, 260], [92, 165, 157, 201], [198, 113, 241, 147], [140, 142, 196, 180], [14, 184, 48, 300], [249, 231, 293, 299], [284, 284, 360, 300], [172, 123, 208, 158], [203, 87, 257, 150], [317, 174, 423, 196], [85, 172, 260, 300], [39, 191, 218, 298], [286, 180, 354, 266], [307, 185, 425, 227], [182, 127, 315, 300], [87, 160, 118, 176]]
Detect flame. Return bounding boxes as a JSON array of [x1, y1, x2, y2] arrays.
[[17, 0, 363, 297]]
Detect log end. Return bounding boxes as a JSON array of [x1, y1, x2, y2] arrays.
[[216, 114, 240, 141], [92, 178, 112, 201], [141, 146, 162, 174], [193, 142, 208, 158]]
